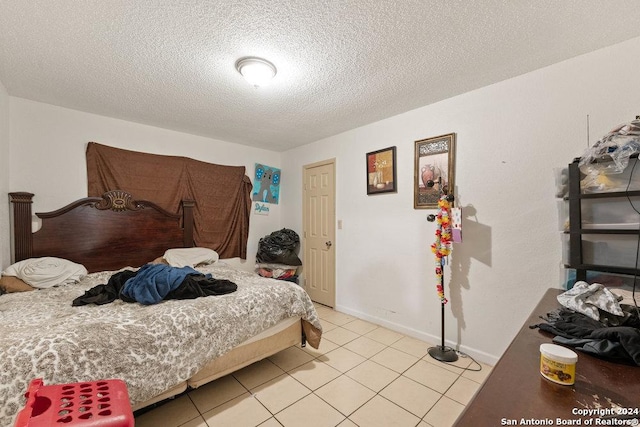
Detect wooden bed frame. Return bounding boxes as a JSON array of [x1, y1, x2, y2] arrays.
[[8, 190, 303, 411], [9, 190, 195, 272]]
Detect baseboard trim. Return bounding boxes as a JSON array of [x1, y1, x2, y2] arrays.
[[334, 303, 499, 366]]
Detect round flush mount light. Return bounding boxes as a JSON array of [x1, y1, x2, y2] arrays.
[[235, 57, 277, 87]]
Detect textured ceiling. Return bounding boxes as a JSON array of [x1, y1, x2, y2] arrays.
[[1, 1, 640, 152]]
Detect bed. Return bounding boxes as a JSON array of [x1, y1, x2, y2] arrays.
[[1, 190, 322, 426]]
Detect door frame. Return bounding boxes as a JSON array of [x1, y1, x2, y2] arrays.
[[302, 158, 336, 307]]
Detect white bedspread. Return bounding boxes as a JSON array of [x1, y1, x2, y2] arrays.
[[0, 262, 321, 426]]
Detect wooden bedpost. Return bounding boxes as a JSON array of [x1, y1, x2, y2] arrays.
[[182, 200, 195, 247], [9, 192, 34, 262]]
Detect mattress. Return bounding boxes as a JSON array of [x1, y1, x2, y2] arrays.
[[0, 262, 321, 426]]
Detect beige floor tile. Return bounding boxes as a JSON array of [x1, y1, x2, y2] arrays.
[[319, 320, 339, 333], [346, 360, 399, 392], [251, 373, 311, 413], [422, 396, 465, 427], [445, 354, 472, 371], [315, 375, 376, 416], [132, 306, 484, 427], [289, 360, 342, 390], [202, 393, 272, 427], [391, 335, 432, 358], [314, 302, 333, 309], [321, 310, 357, 326], [350, 395, 420, 427], [342, 318, 379, 335], [343, 336, 387, 358], [299, 336, 340, 357], [313, 303, 334, 316], [322, 326, 360, 345], [268, 345, 315, 372], [233, 359, 285, 389], [379, 375, 441, 418], [179, 417, 208, 427], [364, 327, 405, 345], [134, 395, 200, 427], [275, 393, 346, 427], [444, 376, 481, 405], [319, 347, 366, 373], [259, 417, 285, 427], [370, 347, 419, 373], [188, 374, 246, 413], [404, 360, 459, 394], [461, 360, 493, 384], [423, 351, 471, 373]]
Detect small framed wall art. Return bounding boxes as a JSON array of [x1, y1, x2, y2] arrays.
[[252, 163, 281, 204], [414, 133, 456, 209], [366, 146, 397, 195]]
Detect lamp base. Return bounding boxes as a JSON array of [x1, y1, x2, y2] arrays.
[[428, 346, 459, 362]]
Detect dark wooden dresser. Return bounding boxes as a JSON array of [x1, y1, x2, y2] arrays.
[[455, 288, 640, 426]]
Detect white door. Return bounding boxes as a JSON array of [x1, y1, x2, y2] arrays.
[[303, 159, 336, 307]]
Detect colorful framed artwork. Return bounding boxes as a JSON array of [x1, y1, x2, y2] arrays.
[[366, 146, 397, 195], [414, 133, 456, 209], [252, 163, 281, 204]]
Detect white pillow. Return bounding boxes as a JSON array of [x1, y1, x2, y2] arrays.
[[2, 257, 88, 289], [163, 247, 219, 268]]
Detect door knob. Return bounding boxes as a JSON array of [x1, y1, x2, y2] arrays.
[[326, 241, 332, 248]]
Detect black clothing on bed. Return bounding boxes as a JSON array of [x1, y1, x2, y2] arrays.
[[72, 270, 136, 306], [72, 269, 237, 306], [168, 274, 238, 300]]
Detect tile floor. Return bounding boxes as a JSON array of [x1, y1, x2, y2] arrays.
[[134, 304, 493, 427]]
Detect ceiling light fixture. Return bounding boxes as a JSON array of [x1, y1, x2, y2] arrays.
[[235, 57, 277, 88]]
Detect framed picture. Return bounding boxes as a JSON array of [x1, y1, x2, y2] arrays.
[[414, 133, 456, 209], [366, 146, 397, 195], [252, 163, 281, 204]]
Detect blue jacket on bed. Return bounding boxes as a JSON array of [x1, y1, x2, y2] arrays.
[[120, 263, 208, 305]]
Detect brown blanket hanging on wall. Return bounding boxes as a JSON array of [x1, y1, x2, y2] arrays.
[[86, 142, 252, 259]]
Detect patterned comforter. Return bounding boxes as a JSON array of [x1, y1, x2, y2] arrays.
[[0, 262, 322, 426]]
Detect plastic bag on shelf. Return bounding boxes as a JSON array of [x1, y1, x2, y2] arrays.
[[578, 119, 640, 193], [579, 119, 640, 175]]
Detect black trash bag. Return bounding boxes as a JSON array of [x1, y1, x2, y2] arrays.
[[256, 228, 302, 266]]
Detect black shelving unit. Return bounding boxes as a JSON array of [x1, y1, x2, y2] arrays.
[[566, 158, 640, 282]]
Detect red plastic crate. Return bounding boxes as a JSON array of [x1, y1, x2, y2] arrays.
[[14, 378, 134, 427]]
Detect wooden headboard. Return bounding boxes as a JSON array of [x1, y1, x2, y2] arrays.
[[9, 190, 195, 273]]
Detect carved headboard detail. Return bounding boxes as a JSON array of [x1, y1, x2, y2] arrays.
[[9, 191, 195, 273], [93, 190, 143, 212]]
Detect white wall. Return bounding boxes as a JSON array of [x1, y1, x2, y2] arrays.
[[282, 36, 640, 364], [0, 78, 9, 269], [7, 99, 283, 270], [6, 36, 640, 364]]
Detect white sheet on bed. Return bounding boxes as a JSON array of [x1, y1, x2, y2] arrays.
[[3, 257, 88, 288], [163, 247, 219, 267], [0, 262, 321, 426]]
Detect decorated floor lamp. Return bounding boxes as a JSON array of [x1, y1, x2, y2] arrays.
[[426, 177, 458, 362]]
